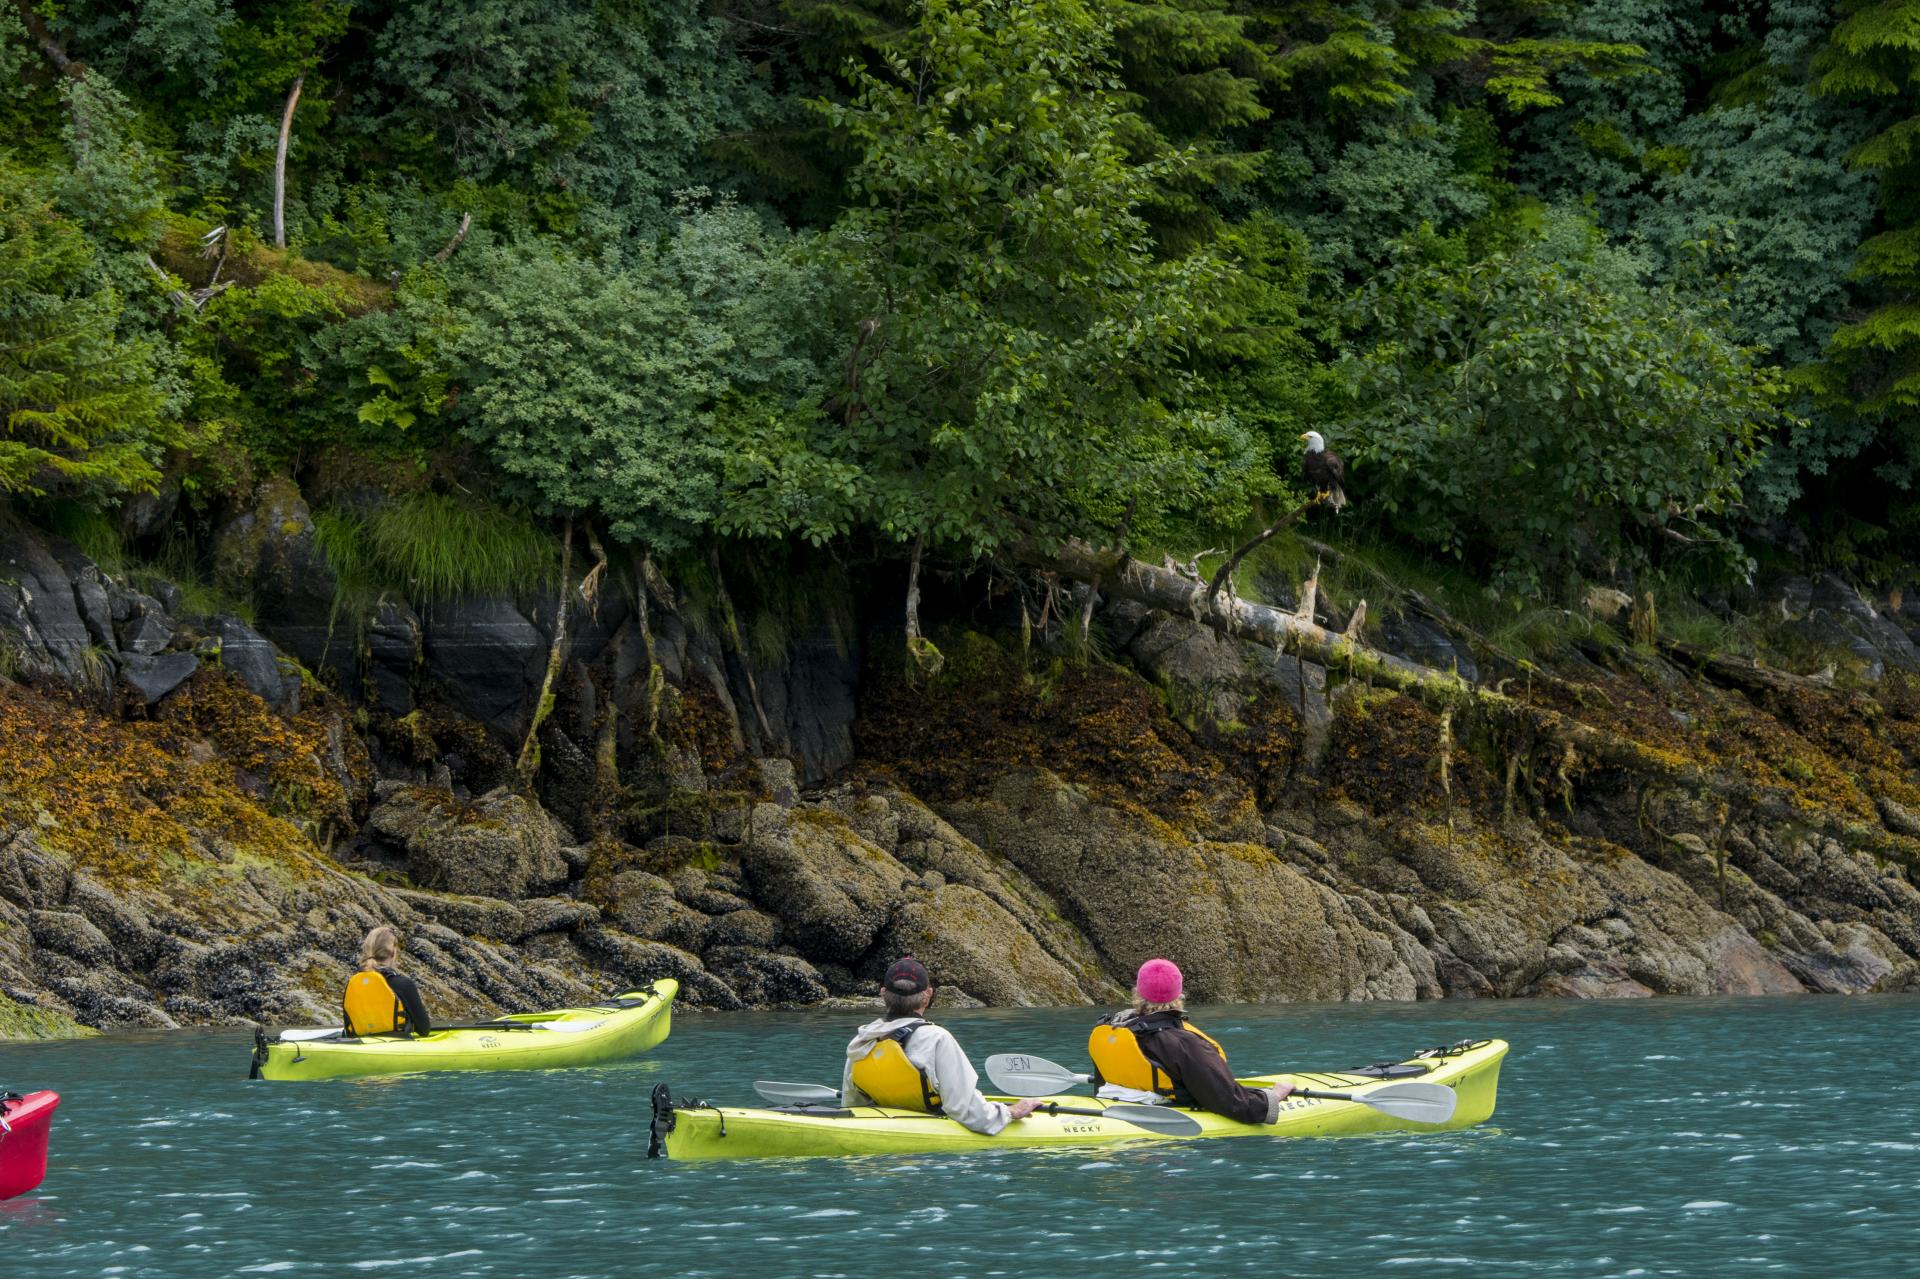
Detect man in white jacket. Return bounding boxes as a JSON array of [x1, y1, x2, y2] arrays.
[[841, 956, 1042, 1135]]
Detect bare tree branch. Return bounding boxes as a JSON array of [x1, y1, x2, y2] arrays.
[[273, 76, 304, 249], [432, 212, 472, 263], [12, 0, 81, 79]]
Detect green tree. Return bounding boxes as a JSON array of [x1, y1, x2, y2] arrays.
[[1813, 0, 1920, 495], [1518, 0, 1875, 517], [728, 0, 1260, 563], [1342, 213, 1787, 595], [0, 163, 179, 498]]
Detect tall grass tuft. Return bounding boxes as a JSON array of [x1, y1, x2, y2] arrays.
[[41, 501, 125, 573], [142, 528, 256, 621], [362, 494, 557, 601], [311, 509, 378, 635]]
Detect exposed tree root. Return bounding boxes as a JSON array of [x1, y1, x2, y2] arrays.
[[1020, 534, 1920, 874], [515, 517, 573, 792]]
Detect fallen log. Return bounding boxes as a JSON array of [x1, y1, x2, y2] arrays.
[[1020, 536, 1465, 696]]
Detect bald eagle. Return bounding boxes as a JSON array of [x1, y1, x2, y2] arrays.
[[1300, 431, 1347, 511]]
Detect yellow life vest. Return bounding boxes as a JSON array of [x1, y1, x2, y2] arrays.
[[1088, 1015, 1227, 1096], [849, 1022, 941, 1111], [343, 968, 409, 1037]]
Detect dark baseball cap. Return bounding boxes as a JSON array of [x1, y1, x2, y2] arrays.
[[883, 956, 931, 995]]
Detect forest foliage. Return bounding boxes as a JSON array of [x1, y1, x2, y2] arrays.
[[4, 0, 1918, 600]]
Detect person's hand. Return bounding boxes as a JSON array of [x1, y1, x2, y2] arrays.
[[1008, 1098, 1043, 1122], [1269, 1083, 1294, 1103]]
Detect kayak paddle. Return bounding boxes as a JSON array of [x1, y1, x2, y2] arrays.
[[754, 1080, 842, 1105], [986, 1053, 1089, 1095], [279, 1027, 345, 1043], [987, 1053, 1459, 1125], [751, 1081, 1201, 1135]]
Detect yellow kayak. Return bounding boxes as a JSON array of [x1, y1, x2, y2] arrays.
[[251, 980, 676, 1081], [648, 1037, 1506, 1161]]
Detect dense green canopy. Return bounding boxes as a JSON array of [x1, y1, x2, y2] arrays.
[[3, 0, 1916, 592]]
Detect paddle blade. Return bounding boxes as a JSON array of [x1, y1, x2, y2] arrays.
[[985, 1053, 1089, 1097], [277, 1027, 344, 1043], [1353, 1081, 1457, 1125], [1102, 1104, 1203, 1137], [753, 1080, 843, 1106]]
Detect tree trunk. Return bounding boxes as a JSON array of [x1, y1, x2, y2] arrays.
[[629, 550, 665, 745], [904, 533, 943, 677], [432, 212, 472, 263], [273, 76, 304, 249], [515, 517, 573, 793], [13, 0, 81, 79]]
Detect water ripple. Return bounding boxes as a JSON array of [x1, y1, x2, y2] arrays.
[[1, 996, 1915, 1277]]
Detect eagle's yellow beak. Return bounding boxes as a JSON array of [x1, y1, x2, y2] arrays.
[[1298, 433, 1310, 440]]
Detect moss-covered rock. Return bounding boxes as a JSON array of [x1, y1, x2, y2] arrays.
[[738, 804, 909, 964], [362, 784, 570, 899], [877, 883, 1091, 1005], [944, 768, 1433, 1002], [0, 991, 97, 1040]]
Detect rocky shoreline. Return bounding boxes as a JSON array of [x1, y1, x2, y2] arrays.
[[3, 482, 1918, 1038]]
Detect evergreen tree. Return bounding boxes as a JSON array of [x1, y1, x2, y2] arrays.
[[0, 163, 179, 499]]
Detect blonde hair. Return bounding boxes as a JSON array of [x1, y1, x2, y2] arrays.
[[1133, 997, 1185, 1015], [359, 926, 400, 969]]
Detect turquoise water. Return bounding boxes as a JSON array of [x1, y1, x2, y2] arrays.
[[1, 996, 1914, 1277]]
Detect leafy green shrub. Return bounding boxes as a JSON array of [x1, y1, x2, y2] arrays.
[[450, 200, 827, 552], [1342, 213, 1788, 596]]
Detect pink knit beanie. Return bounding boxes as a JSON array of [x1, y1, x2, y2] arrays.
[[1135, 958, 1183, 1004]]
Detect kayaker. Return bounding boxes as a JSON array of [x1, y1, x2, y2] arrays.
[[1087, 958, 1291, 1123], [842, 956, 1042, 1134], [343, 926, 433, 1037]]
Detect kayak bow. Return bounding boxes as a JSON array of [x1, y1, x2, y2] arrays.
[[0, 1090, 59, 1200]]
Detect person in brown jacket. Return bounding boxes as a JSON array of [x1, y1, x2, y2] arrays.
[[1087, 959, 1292, 1124]]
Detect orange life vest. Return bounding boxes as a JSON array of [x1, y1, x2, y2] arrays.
[[1088, 1014, 1226, 1096], [343, 968, 410, 1037]]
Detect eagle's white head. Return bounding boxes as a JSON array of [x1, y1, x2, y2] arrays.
[[1301, 431, 1326, 453]]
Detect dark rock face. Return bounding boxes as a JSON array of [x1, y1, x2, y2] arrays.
[[1122, 608, 1330, 738], [212, 476, 341, 676], [753, 618, 861, 784], [118, 482, 180, 540], [366, 602, 422, 713], [420, 597, 547, 736], [1372, 611, 1477, 683], [8, 486, 1920, 1034], [117, 610, 172, 656], [120, 652, 200, 704], [1761, 571, 1920, 679], [211, 615, 298, 710], [0, 517, 97, 682]]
